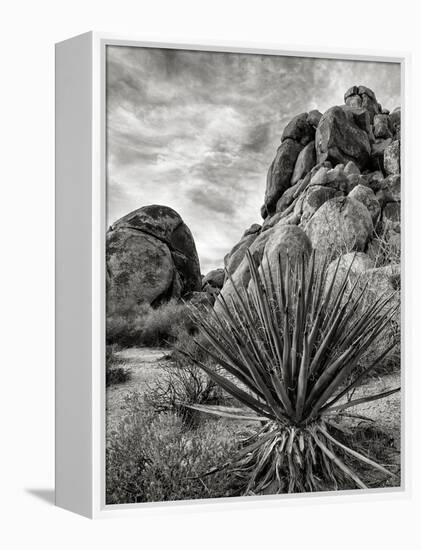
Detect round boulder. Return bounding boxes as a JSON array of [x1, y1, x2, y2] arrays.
[[304, 196, 373, 258], [202, 268, 225, 290], [107, 205, 201, 312], [348, 184, 381, 224], [315, 106, 371, 170], [325, 252, 375, 295]]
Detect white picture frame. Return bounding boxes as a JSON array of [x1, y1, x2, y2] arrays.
[[55, 31, 409, 518]]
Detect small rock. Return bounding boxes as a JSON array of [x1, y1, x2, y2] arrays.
[[344, 161, 361, 177], [345, 95, 362, 108], [365, 171, 385, 193], [186, 291, 215, 308], [202, 268, 225, 290], [384, 140, 400, 175], [389, 107, 401, 139], [382, 202, 401, 230], [307, 109, 323, 128], [325, 164, 348, 192], [376, 175, 400, 206], [349, 184, 381, 224], [373, 114, 392, 139], [310, 165, 329, 186], [242, 223, 262, 237], [346, 173, 361, 193]]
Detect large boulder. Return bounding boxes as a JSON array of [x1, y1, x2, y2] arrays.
[[315, 106, 371, 170], [216, 225, 311, 314], [299, 185, 343, 225], [325, 252, 375, 294], [258, 225, 312, 277], [217, 231, 273, 312], [344, 85, 380, 122], [107, 205, 201, 311], [281, 113, 315, 145], [304, 196, 373, 258], [263, 138, 303, 215], [224, 232, 260, 276], [291, 141, 316, 185]]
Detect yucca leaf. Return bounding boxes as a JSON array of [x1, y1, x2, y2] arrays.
[[322, 340, 398, 412], [326, 387, 400, 414], [318, 425, 396, 478], [295, 330, 310, 421], [177, 346, 276, 419], [186, 403, 266, 422], [312, 431, 368, 489]]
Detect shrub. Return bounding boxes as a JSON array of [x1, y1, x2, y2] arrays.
[[106, 299, 199, 348], [106, 345, 131, 387], [106, 404, 242, 504], [139, 299, 196, 346], [183, 251, 400, 494], [146, 362, 222, 428], [368, 220, 400, 268]]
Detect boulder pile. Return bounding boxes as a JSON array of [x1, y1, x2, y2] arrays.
[[217, 85, 401, 315], [106, 85, 400, 329]]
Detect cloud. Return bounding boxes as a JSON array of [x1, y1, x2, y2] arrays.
[[106, 46, 400, 273]]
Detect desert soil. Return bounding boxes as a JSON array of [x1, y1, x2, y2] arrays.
[[106, 347, 401, 449]]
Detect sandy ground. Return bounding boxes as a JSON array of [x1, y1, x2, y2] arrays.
[[106, 347, 169, 431], [342, 372, 401, 448], [106, 347, 401, 448]]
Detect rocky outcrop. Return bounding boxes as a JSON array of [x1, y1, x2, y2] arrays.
[[107, 205, 201, 312], [260, 85, 400, 230]]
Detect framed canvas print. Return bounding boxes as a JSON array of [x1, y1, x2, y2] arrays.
[[55, 32, 407, 518]]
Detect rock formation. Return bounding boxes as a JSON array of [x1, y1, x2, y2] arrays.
[[218, 85, 400, 315], [107, 205, 201, 312], [106, 85, 400, 337]]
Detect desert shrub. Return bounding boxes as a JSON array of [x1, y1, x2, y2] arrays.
[[106, 404, 242, 504], [145, 361, 222, 428], [145, 313, 231, 427], [106, 345, 131, 386], [183, 251, 400, 494], [139, 299, 196, 346], [368, 220, 400, 268], [106, 299, 200, 348]]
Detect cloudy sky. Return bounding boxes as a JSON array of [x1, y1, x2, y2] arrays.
[[106, 46, 400, 273]]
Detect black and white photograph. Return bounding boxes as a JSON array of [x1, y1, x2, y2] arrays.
[[104, 45, 402, 505]]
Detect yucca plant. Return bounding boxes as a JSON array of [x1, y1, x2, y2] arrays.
[[181, 250, 400, 494]]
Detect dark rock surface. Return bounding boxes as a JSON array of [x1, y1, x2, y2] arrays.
[[315, 106, 371, 169], [107, 205, 201, 312]]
